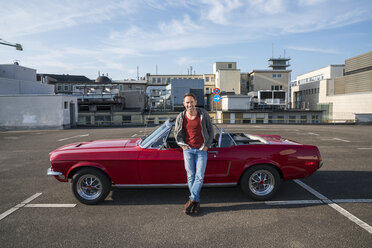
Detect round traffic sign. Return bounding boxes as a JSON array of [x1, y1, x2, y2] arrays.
[[213, 87, 221, 95], [213, 95, 221, 102]]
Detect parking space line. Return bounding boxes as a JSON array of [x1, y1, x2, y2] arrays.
[[294, 180, 372, 235], [131, 134, 137, 137], [0, 193, 42, 221], [25, 204, 76, 208], [321, 137, 351, 142], [357, 148, 372, 150], [265, 200, 322, 205], [58, 134, 89, 142], [22, 192, 43, 204], [333, 199, 372, 203]]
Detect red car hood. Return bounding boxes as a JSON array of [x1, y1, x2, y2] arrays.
[[53, 138, 140, 151]]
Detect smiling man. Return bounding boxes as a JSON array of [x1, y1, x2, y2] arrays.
[[174, 92, 214, 215]]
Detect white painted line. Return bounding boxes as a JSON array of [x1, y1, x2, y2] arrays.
[[0, 193, 42, 221], [58, 134, 89, 142], [333, 138, 351, 143], [333, 199, 372, 203], [294, 180, 328, 200], [307, 132, 319, 136], [0, 207, 22, 221], [25, 204, 76, 208], [22, 192, 42, 204], [357, 148, 372, 150], [265, 200, 322, 205], [328, 202, 372, 235], [131, 134, 137, 137], [294, 180, 372, 235]]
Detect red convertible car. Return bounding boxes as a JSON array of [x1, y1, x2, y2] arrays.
[[48, 120, 322, 205]]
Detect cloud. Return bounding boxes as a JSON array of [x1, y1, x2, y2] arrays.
[[0, 0, 139, 38], [201, 0, 243, 24], [287, 46, 339, 54], [159, 15, 201, 35]]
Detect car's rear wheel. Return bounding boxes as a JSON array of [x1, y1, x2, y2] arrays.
[[72, 168, 111, 205], [240, 165, 281, 200]]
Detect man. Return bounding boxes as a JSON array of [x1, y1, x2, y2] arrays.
[[174, 93, 214, 215]]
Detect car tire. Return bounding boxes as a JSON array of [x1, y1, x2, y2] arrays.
[[240, 165, 281, 201], [72, 168, 111, 205]]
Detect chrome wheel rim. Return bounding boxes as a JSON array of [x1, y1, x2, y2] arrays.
[[76, 174, 102, 200], [249, 170, 275, 196]]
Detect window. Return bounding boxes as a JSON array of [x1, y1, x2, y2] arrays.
[[312, 115, 319, 123], [206, 77, 209, 82], [279, 85, 283, 90], [136, 86, 141, 90], [64, 102, 68, 109], [277, 74, 282, 78], [300, 115, 307, 123], [228, 64, 232, 69], [289, 116, 296, 124], [64, 84, 69, 91], [277, 116, 285, 124], [272, 74, 277, 78], [122, 115, 131, 123], [57, 84, 62, 91], [152, 78, 156, 83]]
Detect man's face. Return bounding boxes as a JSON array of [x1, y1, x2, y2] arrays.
[[183, 96, 197, 112]]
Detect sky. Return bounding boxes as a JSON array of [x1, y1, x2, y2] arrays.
[[1, 0, 372, 81]]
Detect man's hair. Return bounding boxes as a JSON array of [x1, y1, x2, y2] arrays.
[[183, 92, 196, 101]]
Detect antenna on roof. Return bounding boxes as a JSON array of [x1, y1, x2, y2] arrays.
[[272, 43, 274, 58], [137, 66, 139, 80]]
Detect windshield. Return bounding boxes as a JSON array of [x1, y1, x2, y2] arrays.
[[139, 121, 172, 148]]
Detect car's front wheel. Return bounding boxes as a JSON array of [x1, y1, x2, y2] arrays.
[[72, 168, 111, 205], [240, 165, 281, 200]]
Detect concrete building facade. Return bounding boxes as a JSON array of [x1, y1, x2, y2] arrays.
[[291, 51, 372, 122], [0, 64, 77, 130]]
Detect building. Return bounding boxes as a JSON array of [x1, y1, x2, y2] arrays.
[[214, 62, 241, 94], [168, 78, 204, 111], [214, 109, 322, 124], [320, 51, 372, 122], [0, 63, 77, 130], [146, 73, 203, 86], [291, 65, 344, 110], [76, 77, 147, 126], [291, 51, 372, 122], [37, 73, 93, 94]]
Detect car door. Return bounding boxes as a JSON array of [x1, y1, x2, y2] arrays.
[[204, 129, 234, 184], [138, 127, 186, 185]]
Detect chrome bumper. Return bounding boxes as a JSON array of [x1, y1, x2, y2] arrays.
[[47, 167, 63, 176]]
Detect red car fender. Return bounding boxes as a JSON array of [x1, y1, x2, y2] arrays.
[[66, 162, 113, 181], [240, 159, 282, 179]]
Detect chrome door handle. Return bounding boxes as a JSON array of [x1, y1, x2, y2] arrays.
[[208, 151, 218, 154]]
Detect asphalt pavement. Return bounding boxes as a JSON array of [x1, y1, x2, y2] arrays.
[[0, 124, 371, 247]]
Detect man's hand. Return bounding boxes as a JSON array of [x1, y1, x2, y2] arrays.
[[201, 146, 208, 151], [182, 145, 191, 150]]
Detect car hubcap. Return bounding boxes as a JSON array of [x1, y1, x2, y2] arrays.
[[77, 174, 102, 200], [249, 170, 275, 196]]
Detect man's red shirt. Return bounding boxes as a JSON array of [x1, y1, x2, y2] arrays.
[[183, 113, 204, 149]]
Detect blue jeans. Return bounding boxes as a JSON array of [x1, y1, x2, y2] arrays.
[[183, 148, 208, 202]]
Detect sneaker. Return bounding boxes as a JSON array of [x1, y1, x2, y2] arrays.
[[183, 199, 195, 215], [192, 202, 200, 215]]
